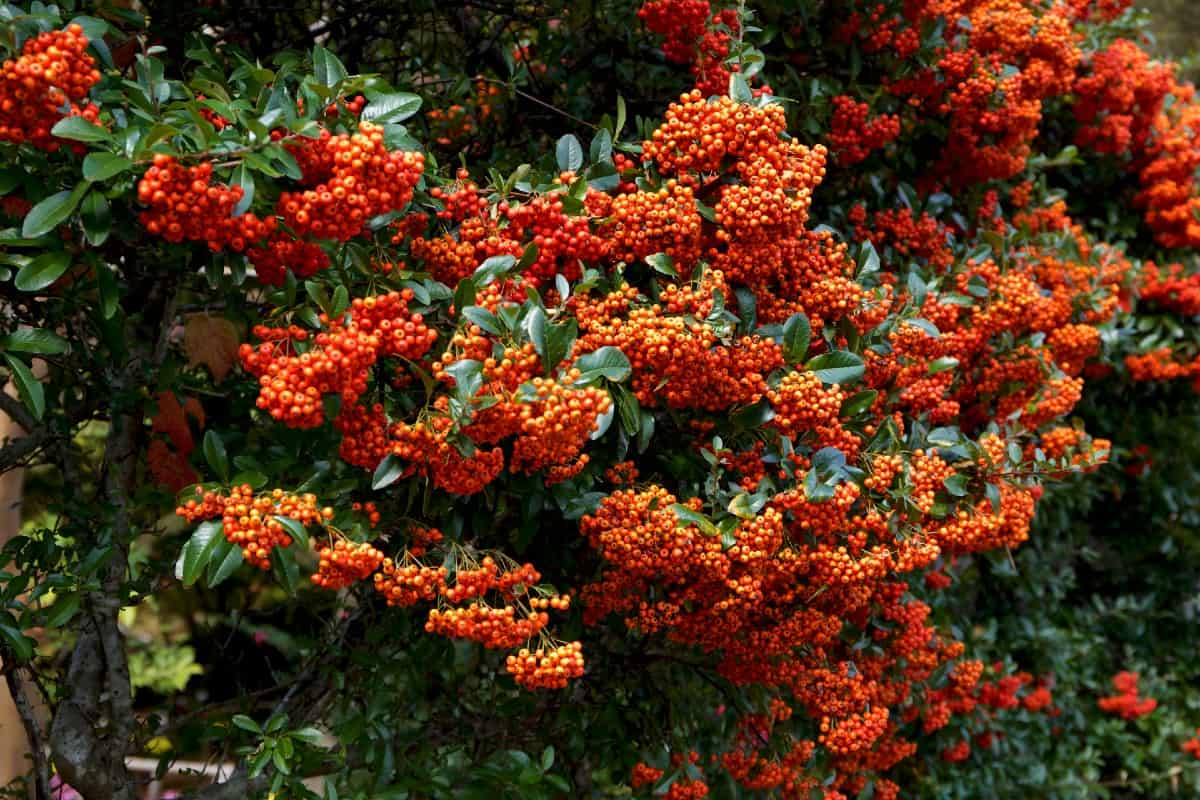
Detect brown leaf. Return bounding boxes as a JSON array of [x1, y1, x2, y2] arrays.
[[183, 314, 240, 383]]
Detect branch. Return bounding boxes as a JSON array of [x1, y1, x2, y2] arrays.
[[0, 427, 47, 475], [0, 390, 37, 434], [3, 664, 51, 800]]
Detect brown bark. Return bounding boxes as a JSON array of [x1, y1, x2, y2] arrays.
[[0, 382, 34, 796]]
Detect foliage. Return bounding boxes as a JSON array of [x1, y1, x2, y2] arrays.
[[0, 1, 1199, 799]]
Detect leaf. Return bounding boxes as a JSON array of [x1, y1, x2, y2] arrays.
[[444, 359, 483, 401], [184, 315, 240, 382], [729, 73, 754, 103], [175, 520, 223, 586], [290, 727, 325, 745], [80, 191, 111, 246], [462, 306, 502, 335], [453, 276, 477, 316], [23, 185, 87, 239], [857, 240, 880, 276], [271, 547, 300, 594], [82, 153, 133, 182], [943, 474, 970, 497], [231, 164, 255, 217], [806, 351, 865, 384], [3, 354, 44, 420], [275, 515, 310, 548], [0, 615, 34, 662], [728, 493, 765, 519], [590, 396, 615, 440], [0, 328, 68, 355], [782, 312, 812, 365], [312, 45, 348, 88], [545, 318, 577, 373], [97, 263, 119, 319], [202, 430, 229, 481], [206, 538, 244, 587], [556, 134, 583, 172], [232, 714, 262, 734], [589, 129, 613, 163], [839, 389, 878, 417], [474, 254, 516, 285], [927, 356, 959, 374], [42, 592, 80, 629], [361, 93, 422, 124], [574, 346, 632, 383], [645, 253, 677, 277], [669, 504, 719, 536], [732, 399, 775, 428], [15, 251, 71, 292], [50, 115, 113, 144]]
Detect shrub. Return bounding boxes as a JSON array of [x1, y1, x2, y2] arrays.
[[0, 2, 1198, 799]]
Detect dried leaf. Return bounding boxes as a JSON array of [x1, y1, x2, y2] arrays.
[[183, 315, 239, 382]]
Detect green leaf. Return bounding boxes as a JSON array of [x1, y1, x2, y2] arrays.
[[373, 454, 404, 490], [82, 153, 133, 182], [15, 251, 71, 292], [0, 328, 68, 355], [669, 504, 719, 536], [3, 354, 45, 420], [782, 312, 811, 365], [574, 346, 631, 384], [202, 431, 230, 482], [50, 115, 113, 144], [943, 474, 970, 497], [0, 614, 34, 662], [232, 714, 262, 734], [305, 281, 333, 316], [645, 253, 677, 277], [462, 306, 502, 335], [474, 254, 516, 285], [271, 547, 300, 594], [312, 46, 348, 88], [806, 351, 865, 384], [589, 129, 613, 163], [857, 240, 880, 276], [927, 356, 959, 374], [206, 538, 244, 587], [81, 191, 112, 246], [231, 164, 255, 217], [453, 277, 477, 317], [22, 185, 86, 239], [545, 318, 577, 374], [729, 73, 754, 103], [42, 592, 80, 629], [290, 727, 325, 745], [275, 515, 310, 548], [362, 93, 422, 124], [176, 520, 223, 586], [839, 389, 878, 417], [556, 134, 583, 172], [728, 493, 765, 520], [330, 285, 350, 318], [97, 263, 119, 319]]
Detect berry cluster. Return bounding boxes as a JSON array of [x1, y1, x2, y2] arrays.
[[0, 25, 101, 150], [137, 155, 276, 251], [1098, 671, 1158, 720], [175, 485, 328, 569], [239, 290, 438, 428], [312, 538, 385, 590], [279, 123, 424, 241], [828, 95, 901, 165]]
